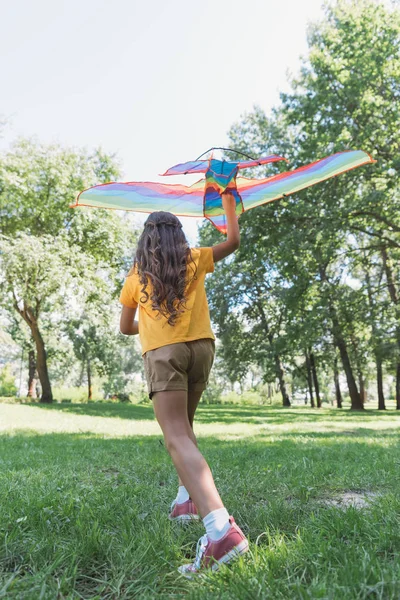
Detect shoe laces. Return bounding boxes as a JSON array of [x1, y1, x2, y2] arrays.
[[194, 534, 209, 570]]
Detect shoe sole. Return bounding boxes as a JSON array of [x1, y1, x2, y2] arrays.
[[179, 538, 249, 578], [168, 513, 200, 522]]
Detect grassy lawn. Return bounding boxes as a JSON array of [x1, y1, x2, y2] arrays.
[[0, 401, 399, 599]]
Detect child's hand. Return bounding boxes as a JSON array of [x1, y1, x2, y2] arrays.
[[221, 190, 236, 212]]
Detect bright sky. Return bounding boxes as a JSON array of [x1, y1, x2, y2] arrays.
[[1, 0, 325, 244]]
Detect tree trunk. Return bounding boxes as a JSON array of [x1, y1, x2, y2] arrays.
[[359, 374, 367, 406], [319, 266, 362, 410], [31, 325, 53, 403], [255, 300, 291, 406], [334, 355, 342, 409], [251, 371, 255, 389], [349, 331, 367, 407], [381, 246, 398, 304], [305, 349, 315, 408], [396, 363, 400, 410], [364, 260, 385, 411], [330, 309, 363, 409], [336, 336, 363, 409], [12, 300, 52, 403], [274, 355, 291, 406], [309, 350, 321, 408], [381, 246, 400, 410], [376, 356, 385, 410], [27, 349, 38, 398], [87, 359, 92, 400]]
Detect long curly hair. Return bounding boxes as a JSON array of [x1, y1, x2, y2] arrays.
[[134, 211, 197, 326]]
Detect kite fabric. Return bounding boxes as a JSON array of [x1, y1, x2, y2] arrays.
[[71, 150, 375, 234]]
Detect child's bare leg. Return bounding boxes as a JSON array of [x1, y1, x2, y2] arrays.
[[152, 389, 223, 518], [177, 389, 202, 486], [187, 389, 203, 427]]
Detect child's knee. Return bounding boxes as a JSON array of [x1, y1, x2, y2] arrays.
[[165, 431, 192, 454]]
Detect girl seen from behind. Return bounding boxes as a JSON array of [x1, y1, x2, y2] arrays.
[[119, 191, 249, 576]]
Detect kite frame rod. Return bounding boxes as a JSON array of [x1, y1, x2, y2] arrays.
[[195, 147, 256, 161]]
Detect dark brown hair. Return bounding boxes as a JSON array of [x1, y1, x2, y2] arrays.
[[134, 211, 197, 326]]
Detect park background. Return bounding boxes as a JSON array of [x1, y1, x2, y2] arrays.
[[1, 1, 400, 598], [1, 0, 399, 411]]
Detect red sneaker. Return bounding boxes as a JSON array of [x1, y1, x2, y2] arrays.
[[178, 516, 249, 576], [169, 498, 200, 522]]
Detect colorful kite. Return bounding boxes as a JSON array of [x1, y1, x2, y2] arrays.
[[71, 148, 375, 233]]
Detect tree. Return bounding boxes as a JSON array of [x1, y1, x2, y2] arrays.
[[65, 303, 142, 401], [0, 138, 120, 237], [0, 235, 77, 402], [0, 139, 138, 402], [200, 219, 292, 406], [0, 233, 133, 403], [281, 0, 400, 406], [204, 0, 399, 409]]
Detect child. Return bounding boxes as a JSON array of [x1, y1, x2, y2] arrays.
[[119, 191, 249, 575]]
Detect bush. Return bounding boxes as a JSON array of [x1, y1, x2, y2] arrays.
[[201, 380, 223, 404], [52, 385, 102, 403], [0, 365, 17, 397], [110, 392, 130, 403], [123, 381, 155, 404], [220, 389, 283, 405], [0, 396, 19, 404]]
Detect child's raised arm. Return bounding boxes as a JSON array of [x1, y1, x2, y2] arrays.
[[212, 191, 240, 263]]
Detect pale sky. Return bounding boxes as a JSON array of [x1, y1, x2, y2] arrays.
[[1, 0, 326, 244]]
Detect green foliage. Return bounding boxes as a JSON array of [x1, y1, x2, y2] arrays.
[[125, 381, 151, 404], [51, 384, 103, 403], [201, 0, 400, 409], [0, 138, 120, 235], [0, 364, 17, 396], [0, 138, 140, 402], [2, 2, 400, 408], [220, 390, 278, 405], [0, 233, 85, 313], [200, 373, 224, 404]]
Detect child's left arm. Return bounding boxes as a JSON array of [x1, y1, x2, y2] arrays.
[[120, 305, 139, 335]]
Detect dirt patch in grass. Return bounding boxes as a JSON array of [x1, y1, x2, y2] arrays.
[[320, 490, 379, 509]]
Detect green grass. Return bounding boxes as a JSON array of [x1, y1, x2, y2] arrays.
[[0, 402, 399, 599]]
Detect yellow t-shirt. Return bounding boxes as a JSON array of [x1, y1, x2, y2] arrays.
[[119, 247, 216, 355]]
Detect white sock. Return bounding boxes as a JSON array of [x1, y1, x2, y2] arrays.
[[176, 485, 190, 504], [203, 507, 231, 541]]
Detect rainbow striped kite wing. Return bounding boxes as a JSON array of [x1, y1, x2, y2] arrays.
[[161, 161, 209, 176], [71, 179, 205, 217], [206, 150, 375, 233], [237, 155, 287, 169], [239, 150, 374, 210], [71, 150, 375, 234]]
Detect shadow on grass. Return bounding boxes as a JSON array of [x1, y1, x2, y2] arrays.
[[191, 405, 400, 425], [20, 401, 400, 426], [1, 427, 398, 481], [250, 427, 400, 442], [26, 402, 156, 421]]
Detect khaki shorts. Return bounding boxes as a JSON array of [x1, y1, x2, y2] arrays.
[[143, 338, 215, 399]]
